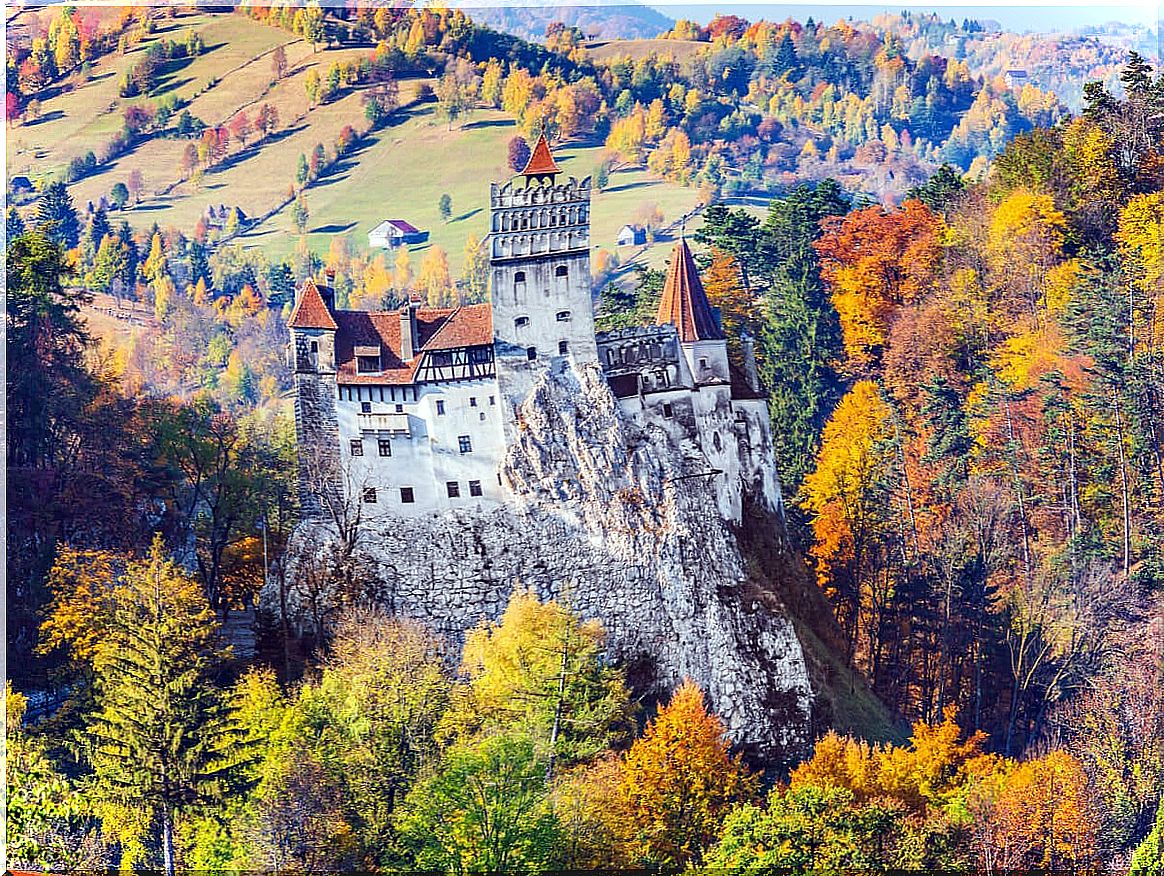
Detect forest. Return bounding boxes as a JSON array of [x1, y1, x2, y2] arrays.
[[6, 4, 1164, 873]]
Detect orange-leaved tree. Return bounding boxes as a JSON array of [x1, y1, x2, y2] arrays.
[[813, 199, 943, 371], [620, 680, 756, 868]]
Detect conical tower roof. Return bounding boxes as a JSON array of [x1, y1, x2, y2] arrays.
[[289, 278, 338, 330], [656, 238, 723, 342], [521, 132, 561, 179]]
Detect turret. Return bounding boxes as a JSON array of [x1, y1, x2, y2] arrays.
[[656, 238, 729, 386]]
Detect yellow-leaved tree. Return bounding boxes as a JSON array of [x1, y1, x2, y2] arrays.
[[619, 680, 756, 868], [799, 380, 896, 660], [449, 590, 632, 775]]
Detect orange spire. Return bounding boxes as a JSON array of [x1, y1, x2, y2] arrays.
[[521, 132, 561, 179], [656, 238, 723, 343]]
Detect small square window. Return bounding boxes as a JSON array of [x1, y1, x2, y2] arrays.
[[469, 480, 483, 497], [699, 358, 708, 369], [436, 400, 446, 415], [470, 397, 478, 407], [378, 439, 392, 457], [558, 340, 569, 355], [400, 487, 415, 503], [458, 435, 472, 454], [361, 401, 372, 413], [395, 403, 404, 413], [662, 403, 674, 419], [446, 481, 460, 498], [350, 439, 364, 456], [527, 347, 537, 361], [362, 487, 377, 503], [479, 412, 486, 421]]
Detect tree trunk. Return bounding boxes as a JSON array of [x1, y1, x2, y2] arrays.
[[163, 803, 175, 876]]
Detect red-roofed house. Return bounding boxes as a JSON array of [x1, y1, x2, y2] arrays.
[[368, 219, 429, 249]]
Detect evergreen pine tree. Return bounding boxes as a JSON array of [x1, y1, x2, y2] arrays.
[[6, 205, 25, 243], [87, 535, 246, 876], [36, 181, 80, 249]]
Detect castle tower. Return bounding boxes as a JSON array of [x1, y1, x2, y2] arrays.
[[656, 237, 730, 387], [489, 133, 597, 433], [288, 278, 340, 515]]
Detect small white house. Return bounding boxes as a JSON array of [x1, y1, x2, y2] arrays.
[[616, 224, 646, 246], [369, 219, 428, 249]]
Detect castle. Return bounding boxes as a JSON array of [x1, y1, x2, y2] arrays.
[[290, 134, 782, 525]]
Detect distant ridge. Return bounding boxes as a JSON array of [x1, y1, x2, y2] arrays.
[[461, 2, 674, 41]]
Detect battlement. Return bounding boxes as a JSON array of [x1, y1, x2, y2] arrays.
[[490, 176, 592, 210]]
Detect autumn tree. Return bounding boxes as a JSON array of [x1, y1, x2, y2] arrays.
[[5, 683, 105, 871], [417, 245, 451, 306], [620, 680, 756, 868], [452, 591, 632, 777], [814, 199, 943, 371], [394, 733, 562, 872], [800, 380, 900, 669]]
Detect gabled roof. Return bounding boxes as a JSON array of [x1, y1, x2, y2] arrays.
[[371, 219, 422, 235], [334, 303, 494, 385], [521, 132, 561, 178], [289, 279, 338, 330], [656, 238, 724, 343]]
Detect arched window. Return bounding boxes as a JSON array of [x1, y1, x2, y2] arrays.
[[556, 310, 571, 322], [555, 265, 568, 278], [515, 316, 530, 329]]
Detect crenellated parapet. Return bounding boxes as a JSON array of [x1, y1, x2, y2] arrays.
[[489, 177, 591, 261]]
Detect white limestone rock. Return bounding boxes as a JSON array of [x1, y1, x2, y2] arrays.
[[286, 363, 813, 761]]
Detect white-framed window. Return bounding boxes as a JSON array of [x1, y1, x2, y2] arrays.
[[350, 439, 364, 456], [458, 435, 472, 454], [446, 481, 460, 498]]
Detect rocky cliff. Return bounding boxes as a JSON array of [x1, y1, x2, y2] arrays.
[[287, 363, 813, 762]]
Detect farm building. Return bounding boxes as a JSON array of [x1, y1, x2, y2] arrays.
[[616, 224, 646, 246], [369, 219, 429, 249]]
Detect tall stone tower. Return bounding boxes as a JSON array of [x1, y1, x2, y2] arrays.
[[489, 134, 596, 434], [288, 278, 340, 515]]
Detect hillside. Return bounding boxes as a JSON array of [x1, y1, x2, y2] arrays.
[[6, 10, 698, 279]]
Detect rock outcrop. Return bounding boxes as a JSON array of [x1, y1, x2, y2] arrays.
[[286, 363, 813, 761]]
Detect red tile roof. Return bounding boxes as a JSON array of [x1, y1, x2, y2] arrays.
[[289, 279, 338, 330], [334, 303, 494, 385], [521, 132, 561, 177], [656, 238, 724, 343]]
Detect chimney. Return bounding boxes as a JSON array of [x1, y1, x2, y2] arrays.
[[319, 269, 337, 311], [741, 330, 760, 393], [399, 299, 419, 360]]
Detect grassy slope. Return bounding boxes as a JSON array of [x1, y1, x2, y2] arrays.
[[8, 12, 703, 280], [241, 105, 702, 275]]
